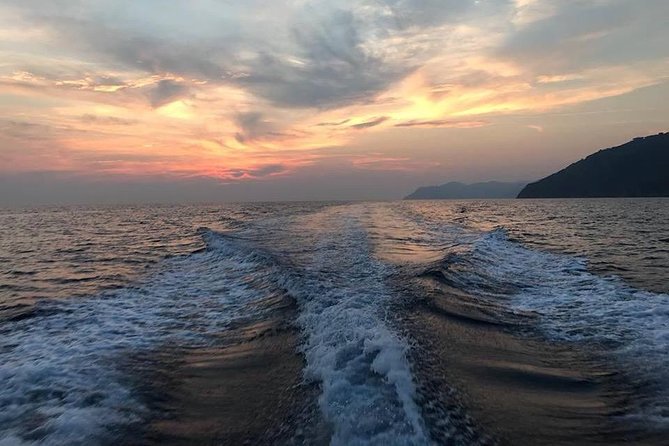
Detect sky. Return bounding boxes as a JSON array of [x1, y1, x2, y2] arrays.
[[0, 0, 668, 205]]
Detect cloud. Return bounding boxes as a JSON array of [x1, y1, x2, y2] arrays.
[[7, 0, 666, 113], [350, 116, 389, 129], [233, 111, 277, 143], [226, 163, 286, 179], [0, 120, 53, 139], [79, 114, 137, 125], [1, 0, 667, 204], [350, 154, 440, 171], [233, 7, 413, 108], [146, 79, 190, 108], [394, 119, 488, 128], [316, 119, 351, 127], [4, 0, 487, 109], [497, 0, 669, 73], [387, 0, 511, 28]]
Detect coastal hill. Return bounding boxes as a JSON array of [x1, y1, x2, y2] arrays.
[[518, 133, 669, 198], [405, 181, 527, 200]]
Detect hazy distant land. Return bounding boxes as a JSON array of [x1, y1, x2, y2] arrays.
[[405, 181, 527, 200], [518, 133, 669, 198]]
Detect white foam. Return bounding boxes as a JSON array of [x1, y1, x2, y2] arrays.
[[280, 209, 431, 445], [465, 229, 669, 424], [0, 232, 279, 445]]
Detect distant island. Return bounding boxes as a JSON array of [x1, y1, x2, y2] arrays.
[[405, 181, 527, 200], [518, 133, 669, 198]]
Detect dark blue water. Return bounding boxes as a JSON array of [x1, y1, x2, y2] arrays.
[[0, 199, 667, 445]]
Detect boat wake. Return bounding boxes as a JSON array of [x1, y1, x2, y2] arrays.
[[0, 230, 285, 445], [423, 227, 669, 425]]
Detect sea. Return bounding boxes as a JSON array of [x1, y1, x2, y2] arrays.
[[0, 199, 668, 445]]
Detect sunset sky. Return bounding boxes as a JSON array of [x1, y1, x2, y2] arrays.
[[1, 0, 668, 204]]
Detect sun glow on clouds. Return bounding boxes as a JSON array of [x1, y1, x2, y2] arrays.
[[0, 0, 667, 186]]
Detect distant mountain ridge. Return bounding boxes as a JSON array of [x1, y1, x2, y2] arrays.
[[405, 181, 527, 200], [518, 133, 669, 198]]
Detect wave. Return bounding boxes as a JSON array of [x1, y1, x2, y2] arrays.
[[0, 228, 285, 445], [0, 222, 436, 445], [278, 215, 431, 446], [427, 227, 669, 425]]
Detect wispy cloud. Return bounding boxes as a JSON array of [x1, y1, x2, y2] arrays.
[[350, 117, 389, 130], [395, 119, 488, 128]]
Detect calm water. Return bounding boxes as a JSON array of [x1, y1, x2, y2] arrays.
[[0, 199, 667, 445]]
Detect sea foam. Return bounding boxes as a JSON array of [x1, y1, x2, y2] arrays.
[[0, 231, 280, 445], [278, 210, 432, 446], [456, 228, 669, 424]]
